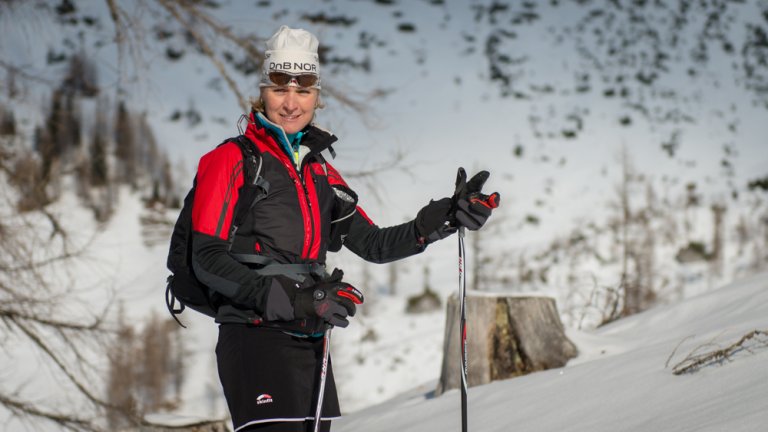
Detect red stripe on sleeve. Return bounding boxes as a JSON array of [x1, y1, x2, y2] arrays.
[[191, 142, 245, 239], [355, 205, 375, 226], [324, 161, 349, 188]]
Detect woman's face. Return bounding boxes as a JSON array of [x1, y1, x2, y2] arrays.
[[261, 86, 319, 134]]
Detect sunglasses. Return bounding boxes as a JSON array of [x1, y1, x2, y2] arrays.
[[268, 72, 319, 88]]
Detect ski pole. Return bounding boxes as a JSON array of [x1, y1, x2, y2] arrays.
[[458, 226, 468, 432], [313, 326, 332, 432]]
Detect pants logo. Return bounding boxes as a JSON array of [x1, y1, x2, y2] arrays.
[[257, 394, 273, 405]]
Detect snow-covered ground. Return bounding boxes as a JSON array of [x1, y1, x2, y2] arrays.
[[335, 271, 768, 432], [2, 2, 766, 429], [1, 167, 766, 431], [101, 185, 765, 431]]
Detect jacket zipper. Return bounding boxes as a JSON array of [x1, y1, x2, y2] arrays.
[[279, 158, 313, 260], [252, 114, 333, 260], [301, 166, 316, 259]]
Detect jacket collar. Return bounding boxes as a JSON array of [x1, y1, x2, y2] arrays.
[[247, 111, 338, 161]]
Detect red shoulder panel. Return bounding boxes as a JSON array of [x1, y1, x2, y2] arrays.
[[191, 142, 244, 239]]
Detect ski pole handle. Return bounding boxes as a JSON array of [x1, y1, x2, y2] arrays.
[[469, 192, 500, 209]]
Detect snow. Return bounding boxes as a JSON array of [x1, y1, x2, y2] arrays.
[[335, 272, 768, 432], [1, 1, 767, 430], [1, 171, 766, 432]]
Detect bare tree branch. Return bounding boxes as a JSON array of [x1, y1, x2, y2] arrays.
[[0, 201, 127, 429], [0, 60, 57, 88], [0, 392, 96, 432], [8, 316, 109, 409], [170, 0, 371, 112], [155, 0, 249, 112], [104, 0, 123, 46], [670, 329, 768, 375], [0, 308, 103, 332], [173, 0, 262, 60], [342, 148, 416, 206]]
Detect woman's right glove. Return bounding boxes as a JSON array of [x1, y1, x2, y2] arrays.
[[415, 197, 457, 244], [451, 167, 500, 230], [293, 269, 364, 328]]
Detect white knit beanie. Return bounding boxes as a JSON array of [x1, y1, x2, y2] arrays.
[[260, 25, 321, 88]]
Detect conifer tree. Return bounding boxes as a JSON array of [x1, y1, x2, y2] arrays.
[[114, 100, 136, 187], [90, 117, 108, 188]]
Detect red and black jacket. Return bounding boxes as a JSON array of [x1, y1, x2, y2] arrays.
[[190, 111, 426, 326]]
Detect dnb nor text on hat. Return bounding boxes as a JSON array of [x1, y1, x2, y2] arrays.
[[267, 61, 318, 74], [260, 26, 321, 88]]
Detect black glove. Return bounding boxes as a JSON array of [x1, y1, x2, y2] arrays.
[[451, 167, 500, 231], [415, 168, 500, 243], [294, 269, 364, 328], [415, 197, 457, 244]]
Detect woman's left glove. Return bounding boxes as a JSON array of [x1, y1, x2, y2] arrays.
[[293, 269, 364, 328]]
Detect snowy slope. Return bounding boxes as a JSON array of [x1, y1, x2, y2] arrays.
[[106, 187, 768, 430], [2, 168, 765, 432], [334, 271, 768, 432]]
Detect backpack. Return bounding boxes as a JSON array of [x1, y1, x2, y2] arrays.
[[165, 136, 269, 327]]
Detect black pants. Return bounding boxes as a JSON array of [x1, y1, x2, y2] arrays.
[[216, 325, 341, 432]]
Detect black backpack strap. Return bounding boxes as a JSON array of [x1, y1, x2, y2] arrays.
[[165, 275, 187, 328], [234, 135, 269, 190], [230, 253, 274, 266], [230, 253, 327, 282], [225, 135, 270, 242]]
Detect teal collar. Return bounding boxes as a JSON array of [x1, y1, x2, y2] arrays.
[[255, 112, 305, 162], [287, 131, 305, 150]]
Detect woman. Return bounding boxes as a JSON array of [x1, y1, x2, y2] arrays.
[[189, 25, 499, 432]]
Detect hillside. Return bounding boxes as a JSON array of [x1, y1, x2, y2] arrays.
[[335, 271, 768, 432], [1, 175, 766, 430]]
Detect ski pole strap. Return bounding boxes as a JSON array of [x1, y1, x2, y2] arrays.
[[230, 253, 327, 282], [165, 275, 187, 328]]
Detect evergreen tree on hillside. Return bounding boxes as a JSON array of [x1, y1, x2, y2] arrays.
[[90, 112, 109, 188], [114, 100, 136, 187], [39, 89, 64, 182], [0, 105, 15, 136], [63, 50, 99, 98]]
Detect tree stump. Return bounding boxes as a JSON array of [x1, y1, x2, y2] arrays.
[[435, 292, 578, 396]]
